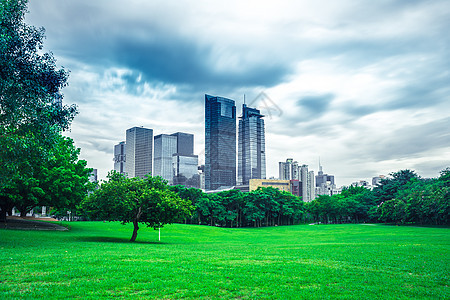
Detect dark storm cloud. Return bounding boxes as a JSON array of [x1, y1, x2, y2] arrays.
[[112, 35, 290, 89], [27, 1, 291, 93]]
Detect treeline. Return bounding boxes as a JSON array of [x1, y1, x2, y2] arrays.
[[169, 168, 449, 227], [306, 169, 450, 225], [169, 186, 304, 227]]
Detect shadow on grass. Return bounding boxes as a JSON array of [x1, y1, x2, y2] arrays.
[[77, 236, 168, 244]]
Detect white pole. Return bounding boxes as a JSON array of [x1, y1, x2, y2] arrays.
[[158, 227, 161, 241]]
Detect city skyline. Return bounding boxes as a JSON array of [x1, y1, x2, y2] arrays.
[[25, 0, 450, 186]]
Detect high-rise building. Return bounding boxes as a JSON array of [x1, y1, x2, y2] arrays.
[[170, 132, 194, 156], [154, 134, 177, 183], [279, 158, 300, 180], [125, 126, 153, 178], [173, 154, 199, 188], [279, 158, 293, 180], [308, 170, 316, 200], [205, 94, 237, 190], [113, 141, 126, 175], [238, 104, 266, 185], [300, 165, 310, 202]]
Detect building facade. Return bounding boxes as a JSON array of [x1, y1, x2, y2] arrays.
[[249, 179, 291, 193], [125, 126, 153, 178], [205, 94, 237, 190], [170, 132, 194, 156], [113, 141, 126, 175], [309, 170, 316, 200], [238, 104, 266, 185], [173, 154, 199, 187], [153, 134, 177, 183]]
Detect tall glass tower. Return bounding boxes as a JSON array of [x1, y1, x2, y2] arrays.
[[153, 134, 177, 184], [205, 94, 236, 190], [238, 104, 266, 185], [125, 126, 153, 178]]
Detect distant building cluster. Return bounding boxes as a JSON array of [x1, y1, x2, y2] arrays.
[[110, 93, 382, 199], [278, 159, 315, 201], [114, 128, 199, 188]]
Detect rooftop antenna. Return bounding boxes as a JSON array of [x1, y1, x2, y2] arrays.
[[244, 94, 246, 105], [319, 157, 323, 173]]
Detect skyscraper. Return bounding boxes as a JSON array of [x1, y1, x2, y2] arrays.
[[153, 134, 177, 183], [309, 170, 316, 201], [205, 94, 236, 190], [279, 158, 299, 180], [113, 141, 126, 175], [279, 158, 293, 180], [125, 126, 153, 178], [171, 132, 199, 188], [238, 104, 266, 185], [170, 132, 194, 156], [300, 164, 309, 202], [173, 154, 199, 188]]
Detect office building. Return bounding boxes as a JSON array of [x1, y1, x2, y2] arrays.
[[154, 134, 177, 183], [170, 132, 194, 156], [309, 170, 316, 200], [173, 154, 199, 187], [279, 158, 300, 180], [113, 141, 126, 175], [238, 104, 266, 185], [205, 94, 237, 190], [300, 165, 311, 202], [125, 126, 153, 178]]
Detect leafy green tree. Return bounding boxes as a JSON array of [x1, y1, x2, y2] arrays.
[[373, 170, 418, 204], [1, 135, 91, 218], [80, 172, 194, 242], [0, 0, 77, 220]]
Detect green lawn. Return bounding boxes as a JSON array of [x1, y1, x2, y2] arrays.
[[1, 222, 449, 299]]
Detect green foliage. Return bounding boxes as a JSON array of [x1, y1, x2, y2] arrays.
[[1, 222, 449, 299], [170, 186, 304, 227], [80, 172, 194, 241], [306, 169, 449, 225], [0, 135, 91, 218], [0, 0, 79, 220]]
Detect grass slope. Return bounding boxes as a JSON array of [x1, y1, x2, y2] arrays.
[[1, 222, 449, 299]]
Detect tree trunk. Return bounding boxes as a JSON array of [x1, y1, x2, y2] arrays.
[[0, 208, 6, 223], [130, 206, 142, 242], [130, 219, 139, 242]]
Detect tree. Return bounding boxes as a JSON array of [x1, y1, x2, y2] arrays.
[[80, 172, 194, 242], [0, 0, 77, 220], [373, 170, 418, 205], [0, 135, 91, 218]]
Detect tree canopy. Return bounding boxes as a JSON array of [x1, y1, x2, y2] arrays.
[[80, 172, 194, 242], [1, 0, 80, 221]]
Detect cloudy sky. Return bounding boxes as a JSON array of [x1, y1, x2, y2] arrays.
[[26, 0, 449, 186]]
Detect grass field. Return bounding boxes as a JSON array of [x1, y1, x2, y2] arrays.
[[1, 222, 449, 299]]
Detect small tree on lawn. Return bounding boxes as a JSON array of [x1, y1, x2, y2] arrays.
[[80, 171, 194, 242]]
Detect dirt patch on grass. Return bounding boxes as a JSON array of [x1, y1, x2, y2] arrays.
[[0, 217, 68, 231]]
